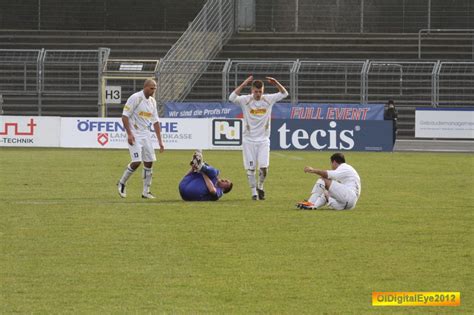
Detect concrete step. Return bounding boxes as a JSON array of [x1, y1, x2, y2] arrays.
[[0, 30, 183, 37]]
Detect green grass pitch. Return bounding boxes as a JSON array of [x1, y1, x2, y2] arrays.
[[1, 148, 472, 314]]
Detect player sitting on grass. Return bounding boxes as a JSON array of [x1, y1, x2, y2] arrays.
[[179, 150, 233, 201], [296, 153, 361, 210]]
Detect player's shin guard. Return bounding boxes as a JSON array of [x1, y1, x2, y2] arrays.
[[143, 167, 153, 194], [308, 179, 326, 204], [119, 163, 136, 184], [257, 168, 267, 190], [246, 169, 257, 196]]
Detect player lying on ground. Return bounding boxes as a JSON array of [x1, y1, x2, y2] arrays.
[[179, 150, 233, 201], [296, 152, 361, 210]]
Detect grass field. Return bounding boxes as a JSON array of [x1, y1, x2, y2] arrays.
[[1, 148, 473, 314]]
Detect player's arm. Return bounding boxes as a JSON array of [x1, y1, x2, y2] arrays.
[[304, 166, 328, 178], [201, 173, 217, 195], [122, 96, 137, 145], [122, 115, 135, 145], [152, 121, 165, 153], [229, 75, 253, 102], [266, 77, 289, 96]]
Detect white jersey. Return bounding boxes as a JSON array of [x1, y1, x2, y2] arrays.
[[122, 90, 160, 136], [327, 163, 361, 198], [229, 91, 288, 142]]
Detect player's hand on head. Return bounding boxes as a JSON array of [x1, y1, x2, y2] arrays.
[[266, 77, 277, 85], [245, 75, 253, 84]]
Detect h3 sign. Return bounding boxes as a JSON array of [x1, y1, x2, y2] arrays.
[[105, 86, 122, 104]]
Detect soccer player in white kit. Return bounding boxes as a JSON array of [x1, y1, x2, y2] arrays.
[[117, 79, 165, 199], [296, 153, 361, 210], [229, 75, 289, 200]]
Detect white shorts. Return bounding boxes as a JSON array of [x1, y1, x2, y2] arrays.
[[242, 140, 270, 170], [128, 133, 156, 163], [327, 181, 358, 210]]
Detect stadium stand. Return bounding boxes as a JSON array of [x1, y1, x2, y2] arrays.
[[1, 0, 473, 138], [219, 32, 474, 60], [0, 30, 181, 59]]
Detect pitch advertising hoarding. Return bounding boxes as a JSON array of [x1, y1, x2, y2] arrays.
[[270, 119, 393, 151], [60, 118, 210, 149], [415, 108, 474, 139], [0, 116, 61, 147], [164, 102, 385, 120]]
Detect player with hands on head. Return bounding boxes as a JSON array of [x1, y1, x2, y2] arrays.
[[117, 79, 164, 199], [296, 153, 361, 210], [229, 75, 289, 200]]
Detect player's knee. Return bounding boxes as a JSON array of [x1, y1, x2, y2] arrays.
[[312, 178, 327, 195], [130, 161, 141, 170], [246, 169, 255, 176], [259, 167, 267, 177], [316, 178, 325, 187]]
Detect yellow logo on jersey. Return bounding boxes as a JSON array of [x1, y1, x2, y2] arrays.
[[250, 108, 267, 115], [138, 111, 152, 118], [123, 105, 131, 111]]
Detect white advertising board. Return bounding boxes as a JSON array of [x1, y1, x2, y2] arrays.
[[210, 118, 243, 150], [60, 118, 211, 149], [415, 108, 474, 139], [0, 116, 61, 147]]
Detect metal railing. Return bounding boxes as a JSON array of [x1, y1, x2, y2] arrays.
[[297, 61, 367, 104], [0, 48, 109, 116], [366, 61, 438, 106], [437, 62, 474, 107], [3, 52, 474, 116], [156, 0, 235, 105], [175, 58, 474, 108]]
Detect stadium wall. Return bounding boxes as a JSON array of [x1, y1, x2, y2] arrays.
[[255, 0, 474, 32]]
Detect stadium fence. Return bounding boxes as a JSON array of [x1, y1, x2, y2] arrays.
[[3, 52, 474, 116]]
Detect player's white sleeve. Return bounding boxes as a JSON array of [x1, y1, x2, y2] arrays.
[[122, 94, 137, 117], [229, 91, 247, 106], [327, 169, 338, 180], [264, 91, 289, 105], [327, 168, 348, 181]]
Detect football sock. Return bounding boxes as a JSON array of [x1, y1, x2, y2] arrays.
[[312, 196, 328, 209], [143, 167, 153, 194], [119, 163, 136, 184], [247, 169, 257, 196], [257, 168, 267, 190], [308, 179, 326, 204]]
